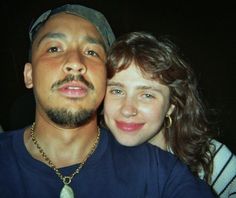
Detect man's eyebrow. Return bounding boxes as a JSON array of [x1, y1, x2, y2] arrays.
[[84, 36, 106, 50], [37, 32, 66, 47], [36, 33, 105, 50]]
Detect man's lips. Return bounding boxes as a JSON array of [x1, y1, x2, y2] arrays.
[[57, 81, 88, 98], [115, 121, 144, 132]]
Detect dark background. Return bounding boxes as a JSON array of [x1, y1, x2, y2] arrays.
[[0, 0, 235, 153]]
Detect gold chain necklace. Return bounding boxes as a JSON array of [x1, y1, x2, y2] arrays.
[[30, 122, 100, 198]]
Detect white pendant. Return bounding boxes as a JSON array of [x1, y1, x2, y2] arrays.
[[60, 184, 74, 198]]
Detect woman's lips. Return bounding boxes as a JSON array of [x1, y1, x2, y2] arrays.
[[115, 121, 144, 132]]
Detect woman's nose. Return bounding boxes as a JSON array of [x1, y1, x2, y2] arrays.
[[120, 99, 138, 118]]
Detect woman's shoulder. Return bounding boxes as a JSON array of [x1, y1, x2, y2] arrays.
[[210, 139, 236, 160], [210, 139, 236, 197], [210, 139, 236, 172]]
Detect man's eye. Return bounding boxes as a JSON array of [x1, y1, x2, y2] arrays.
[[48, 47, 60, 53]]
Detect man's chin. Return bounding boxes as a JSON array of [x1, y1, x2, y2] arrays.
[[46, 108, 94, 127]]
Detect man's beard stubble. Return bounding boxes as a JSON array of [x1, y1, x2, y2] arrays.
[[46, 107, 94, 128], [47, 74, 96, 127]]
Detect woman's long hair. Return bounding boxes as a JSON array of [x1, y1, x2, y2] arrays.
[[106, 31, 215, 182]]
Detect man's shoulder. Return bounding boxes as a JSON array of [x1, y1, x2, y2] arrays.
[[0, 129, 23, 148], [140, 142, 178, 165], [0, 130, 14, 141], [104, 128, 180, 169], [104, 127, 176, 157]]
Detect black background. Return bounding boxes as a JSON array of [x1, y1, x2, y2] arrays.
[[0, 0, 235, 152]]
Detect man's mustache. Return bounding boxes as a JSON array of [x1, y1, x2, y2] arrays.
[[51, 74, 94, 90]]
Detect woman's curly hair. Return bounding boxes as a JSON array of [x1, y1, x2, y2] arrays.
[[106, 31, 216, 182]]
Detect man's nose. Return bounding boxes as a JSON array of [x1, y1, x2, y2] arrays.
[[63, 51, 87, 75]]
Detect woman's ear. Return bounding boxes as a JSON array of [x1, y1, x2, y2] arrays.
[[167, 104, 175, 116], [24, 63, 33, 89]]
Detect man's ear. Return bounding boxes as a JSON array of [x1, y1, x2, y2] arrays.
[[167, 104, 175, 116], [24, 63, 33, 89]]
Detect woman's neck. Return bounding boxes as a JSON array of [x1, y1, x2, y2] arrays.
[[148, 130, 167, 151]]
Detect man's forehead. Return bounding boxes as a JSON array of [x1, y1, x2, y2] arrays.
[[29, 4, 115, 51]]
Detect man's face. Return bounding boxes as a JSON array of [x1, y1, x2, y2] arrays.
[[24, 13, 107, 127]]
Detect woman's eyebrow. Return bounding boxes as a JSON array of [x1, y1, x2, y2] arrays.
[[107, 81, 124, 87], [136, 85, 162, 93]]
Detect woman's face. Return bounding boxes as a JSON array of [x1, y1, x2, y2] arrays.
[[104, 63, 174, 146]]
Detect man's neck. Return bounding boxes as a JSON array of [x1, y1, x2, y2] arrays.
[[24, 116, 99, 168]]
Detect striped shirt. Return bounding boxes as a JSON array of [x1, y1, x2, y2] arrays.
[[168, 139, 236, 197], [209, 140, 236, 198]]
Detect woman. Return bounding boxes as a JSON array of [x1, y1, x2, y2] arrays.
[[103, 31, 236, 197]]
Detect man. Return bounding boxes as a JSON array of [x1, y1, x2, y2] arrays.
[[0, 4, 215, 197]]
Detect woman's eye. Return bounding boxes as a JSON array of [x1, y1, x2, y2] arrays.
[[142, 93, 155, 99], [87, 50, 98, 57], [110, 89, 123, 95]]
